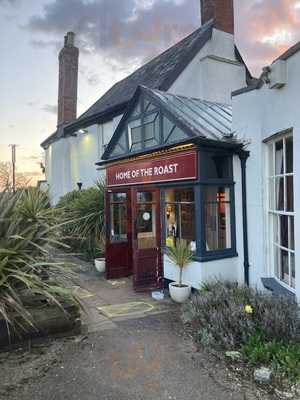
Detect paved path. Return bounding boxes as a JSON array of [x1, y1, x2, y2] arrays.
[[1, 257, 276, 400]]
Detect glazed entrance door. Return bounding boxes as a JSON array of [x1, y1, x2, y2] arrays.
[[132, 189, 163, 291], [105, 189, 132, 279]]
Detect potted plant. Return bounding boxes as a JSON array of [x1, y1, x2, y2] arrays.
[[165, 239, 193, 303], [94, 232, 106, 273]]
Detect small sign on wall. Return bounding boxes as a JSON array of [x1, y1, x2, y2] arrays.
[[106, 150, 198, 187]]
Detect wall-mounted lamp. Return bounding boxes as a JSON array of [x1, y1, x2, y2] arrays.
[[78, 128, 88, 134], [77, 182, 83, 191]]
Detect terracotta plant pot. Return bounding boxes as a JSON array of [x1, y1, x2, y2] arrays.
[[94, 258, 105, 273], [169, 282, 191, 303]]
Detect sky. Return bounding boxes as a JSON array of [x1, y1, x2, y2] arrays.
[[1, 0, 300, 184]]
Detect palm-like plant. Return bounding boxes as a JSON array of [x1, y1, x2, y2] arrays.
[[165, 240, 193, 287], [0, 188, 80, 337], [57, 181, 105, 259]]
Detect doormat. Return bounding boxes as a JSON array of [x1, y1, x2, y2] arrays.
[[97, 302, 155, 318]]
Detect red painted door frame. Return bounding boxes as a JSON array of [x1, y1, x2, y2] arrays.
[[131, 187, 163, 291], [105, 188, 132, 279]]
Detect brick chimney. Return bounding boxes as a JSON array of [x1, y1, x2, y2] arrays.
[[200, 0, 234, 35], [57, 32, 79, 126]]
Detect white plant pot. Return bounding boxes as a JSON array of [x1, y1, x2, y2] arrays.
[[169, 282, 191, 303], [94, 258, 105, 273]]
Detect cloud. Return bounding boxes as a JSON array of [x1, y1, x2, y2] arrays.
[[0, 0, 20, 6], [25, 0, 300, 81], [235, 0, 300, 75], [26, 0, 199, 64], [41, 104, 57, 115]]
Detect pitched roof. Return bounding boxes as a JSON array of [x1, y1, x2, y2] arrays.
[[41, 20, 214, 148], [145, 87, 233, 141], [102, 86, 240, 161]]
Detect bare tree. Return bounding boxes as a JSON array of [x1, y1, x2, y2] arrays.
[[0, 162, 31, 193]]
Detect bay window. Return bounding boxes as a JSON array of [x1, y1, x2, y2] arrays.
[[204, 186, 232, 251], [268, 132, 295, 288], [164, 188, 196, 250]]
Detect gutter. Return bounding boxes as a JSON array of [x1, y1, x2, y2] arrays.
[[238, 150, 250, 286]]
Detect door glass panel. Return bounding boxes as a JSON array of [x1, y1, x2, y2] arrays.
[[110, 193, 127, 242], [136, 191, 156, 249]]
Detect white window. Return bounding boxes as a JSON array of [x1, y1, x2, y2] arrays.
[[268, 132, 295, 288]]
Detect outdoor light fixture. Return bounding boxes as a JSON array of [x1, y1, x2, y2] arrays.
[[77, 182, 83, 191], [78, 129, 88, 134]]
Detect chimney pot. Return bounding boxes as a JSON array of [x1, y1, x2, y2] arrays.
[[66, 31, 75, 47], [200, 0, 234, 35]]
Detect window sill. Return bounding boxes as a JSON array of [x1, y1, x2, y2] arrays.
[[261, 278, 295, 299], [193, 251, 238, 263]]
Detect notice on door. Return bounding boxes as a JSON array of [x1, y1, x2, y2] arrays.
[[106, 150, 197, 187]]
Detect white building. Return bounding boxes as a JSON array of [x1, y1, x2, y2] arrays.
[[42, 0, 298, 299], [233, 44, 299, 299], [41, 0, 250, 204]]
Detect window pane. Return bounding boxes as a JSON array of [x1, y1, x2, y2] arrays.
[[275, 140, 284, 175], [286, 136, 293, 173], [286, 176, 294, 211], [201, 152, 232, 179], [165, 126, 188, 144], [110, 193, 127, 202], [268, 143, 274, 176], [291, 253, 295, 289], [289, 216, 295, 250], [110, 203, 127, 242], [165, 188, 195, 250], [137, 203, 156, 249], [275, 177, 284, 210], [163, 116, 175, 142], [273, 214, 279, 244], [144, 100, 156, 113], [280, 215, 289, 248], [144, 113, 160, 148], [269, 178, 275, 210], [280, 249, 289, 285], [204, 186, 231, 251], [137, 191, 153, 203]]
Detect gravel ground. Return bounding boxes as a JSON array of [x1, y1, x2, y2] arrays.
[[0, 313, 279, 400]]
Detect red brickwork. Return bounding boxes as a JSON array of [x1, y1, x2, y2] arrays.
[[200, 0, 234, 34], [57, 32, 79, 126]]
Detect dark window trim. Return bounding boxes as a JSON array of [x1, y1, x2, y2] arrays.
[[200, 183, 237, 258], [160, 180, 237, 262]]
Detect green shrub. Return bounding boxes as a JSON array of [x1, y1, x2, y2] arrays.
[[242, 334, 300, 383], [57, 183, 105, 259], [0, 188, 80, 336], [184, 280, 300, 350]]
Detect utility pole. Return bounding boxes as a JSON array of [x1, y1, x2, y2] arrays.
[[9, 144, 17, 193]]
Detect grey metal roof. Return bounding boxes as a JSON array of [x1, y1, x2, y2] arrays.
[[144, 87, 233, 141]]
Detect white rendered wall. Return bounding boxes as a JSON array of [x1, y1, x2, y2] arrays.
[[169, 29, 247, 104], [44, 114, 122, 204], [232, 51, 300, 298], [164, 255, 239, 289]]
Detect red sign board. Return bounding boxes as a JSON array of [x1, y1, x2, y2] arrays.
[[106, 150, 197, 187]]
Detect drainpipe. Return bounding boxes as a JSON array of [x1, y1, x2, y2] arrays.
[[239, 151, 250, 286]]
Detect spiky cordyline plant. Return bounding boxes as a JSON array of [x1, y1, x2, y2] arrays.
[[0, 188, 80, 337], [56, 180, 105, 258], [165, 239, 193, 287]]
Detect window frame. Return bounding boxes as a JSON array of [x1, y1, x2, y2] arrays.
[[109, 192, 128, 243], [160, 148, 237, 262], [163, 187, 196, 251], [267, 131, 295, 290]]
